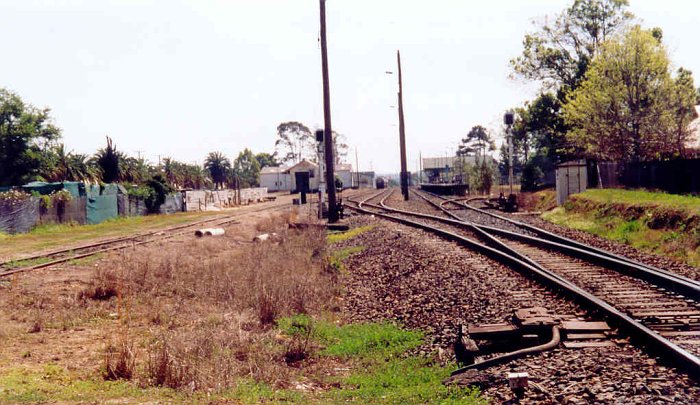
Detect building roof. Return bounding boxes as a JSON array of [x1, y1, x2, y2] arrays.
[[336, 164, 353, 172], [422, 156, 476, 170], [260, 166, 288, 175], [288, 159, 318, 172]]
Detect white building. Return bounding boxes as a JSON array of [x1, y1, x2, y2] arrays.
[[258, 160, 355, 192], [259, 166, 291, 192], [289, 160, 319, 192], [691, 105, 700, 148], [336, 164, 353, 189]]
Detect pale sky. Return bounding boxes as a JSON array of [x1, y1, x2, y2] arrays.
[[1, 0, 698, 173]]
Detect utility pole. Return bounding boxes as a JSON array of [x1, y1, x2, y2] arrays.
[[354, 146, 360, 188], [419, 151, 423, 184], [397, 50, 409, 201], [319, 0, 338, 223]]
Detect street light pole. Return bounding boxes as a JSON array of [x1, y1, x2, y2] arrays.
[[397, 50, 409, 201], [319, 0, 338, 223]]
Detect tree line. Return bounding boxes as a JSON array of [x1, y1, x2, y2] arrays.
[[493, 0, 699, 191], [0, 88, 282, 190], [0, 86, 352, 193]]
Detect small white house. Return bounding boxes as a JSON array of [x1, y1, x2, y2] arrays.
[[289, 160, 319, 192], [259, 166, 291, 192]]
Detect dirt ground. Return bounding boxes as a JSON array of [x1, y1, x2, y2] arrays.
[[0, 200, 301, 386]]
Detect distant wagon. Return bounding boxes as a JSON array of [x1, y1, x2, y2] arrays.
[[375, 177, 386, 189]]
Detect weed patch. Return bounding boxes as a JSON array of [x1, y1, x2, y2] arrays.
[[544, 189, 700, 267], [327, 225, 375, 244], [276, 316, 484, 404], [329, 357, 486, 404], [328, 246, 365, 272]]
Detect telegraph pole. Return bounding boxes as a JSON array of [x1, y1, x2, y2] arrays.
[[355, 146, 360, 188], [319, 0, 338, 222], [397, 50, 409, 201]]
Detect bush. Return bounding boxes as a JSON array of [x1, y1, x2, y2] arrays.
[[144, 175, 173, 213]]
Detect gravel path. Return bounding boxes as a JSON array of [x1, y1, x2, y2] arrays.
[[339, 201, 700, 403]]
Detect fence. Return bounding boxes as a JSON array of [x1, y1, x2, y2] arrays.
[[184, 188, 268, 212], [39, 197, 87, 224], [591, 159, 700, 195], [2, 183, 267, 234]]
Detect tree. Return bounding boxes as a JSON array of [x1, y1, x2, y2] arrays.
[[511, 0, 633, 91], [275, 122, 313, 164], [233, 148, 261, 188], [143, 174, 173, 213], [564, 26, 692, 162], [0, 88, 61, 186], [696, 87, 700, 105], [93, 136, 122, 183], [254, 152, 279, 168], [118, 156, 151, 184], [332, 131, 349, 164], [470, 158, 497, 195], [513, 93, 568, 162], [457, 126, 495, 165], [204, 151, 231, 189], [668, 68, 699, 158], [40, 143, 99, 183]]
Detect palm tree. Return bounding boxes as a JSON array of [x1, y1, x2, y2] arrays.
[[68, 153, 99, 183], [204, 151, 231, 189], [93, 136, 122, 183], [120, 156, 150, 184], [41, 144, 99, 183]]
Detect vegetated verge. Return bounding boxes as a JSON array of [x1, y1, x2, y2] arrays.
[[0, 214, 484, 404], [543, 188, 700, 267]]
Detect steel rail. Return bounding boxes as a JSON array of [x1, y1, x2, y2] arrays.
[[430, 190, 700, 289], [0, 213, 241, 267], [0, 203, 291, 277], [410, 190, 700, 300], [345, 189, 700, 379]]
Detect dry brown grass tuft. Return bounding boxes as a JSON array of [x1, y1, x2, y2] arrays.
[[84, 212, 337, 390], [103, 331, 136, 380], [78, 267, 120, 301], [145, 312, 290, 390]]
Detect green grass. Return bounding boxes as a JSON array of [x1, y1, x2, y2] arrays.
[[577, 188, 700, 214], [543, 189, 700, 267], [327, 225, 375, 244], [329, 357, 485, 404], [277, 316, 486, 404], [0, 365, 306, 404], [279, 315, 423, 360], [0, 364, 180, 403], [4, 256, 55, 269], [329, 246, 365, 272]]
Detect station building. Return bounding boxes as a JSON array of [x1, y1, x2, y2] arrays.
[[259, 160, 355, 192], [422, 156, 477, 184]]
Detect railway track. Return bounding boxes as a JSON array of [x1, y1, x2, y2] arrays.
[[0, 201, 291, 278], [346, 188, 700, 379]]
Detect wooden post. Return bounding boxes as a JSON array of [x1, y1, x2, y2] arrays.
[[320, 0, 339, 222], [397, 50, 409, 201]]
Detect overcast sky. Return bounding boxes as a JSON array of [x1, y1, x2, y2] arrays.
[[1, 0, 698, 173]]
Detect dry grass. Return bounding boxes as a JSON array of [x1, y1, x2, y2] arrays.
[[103, 330, 136, 380], [77, 212, 337, 391]]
